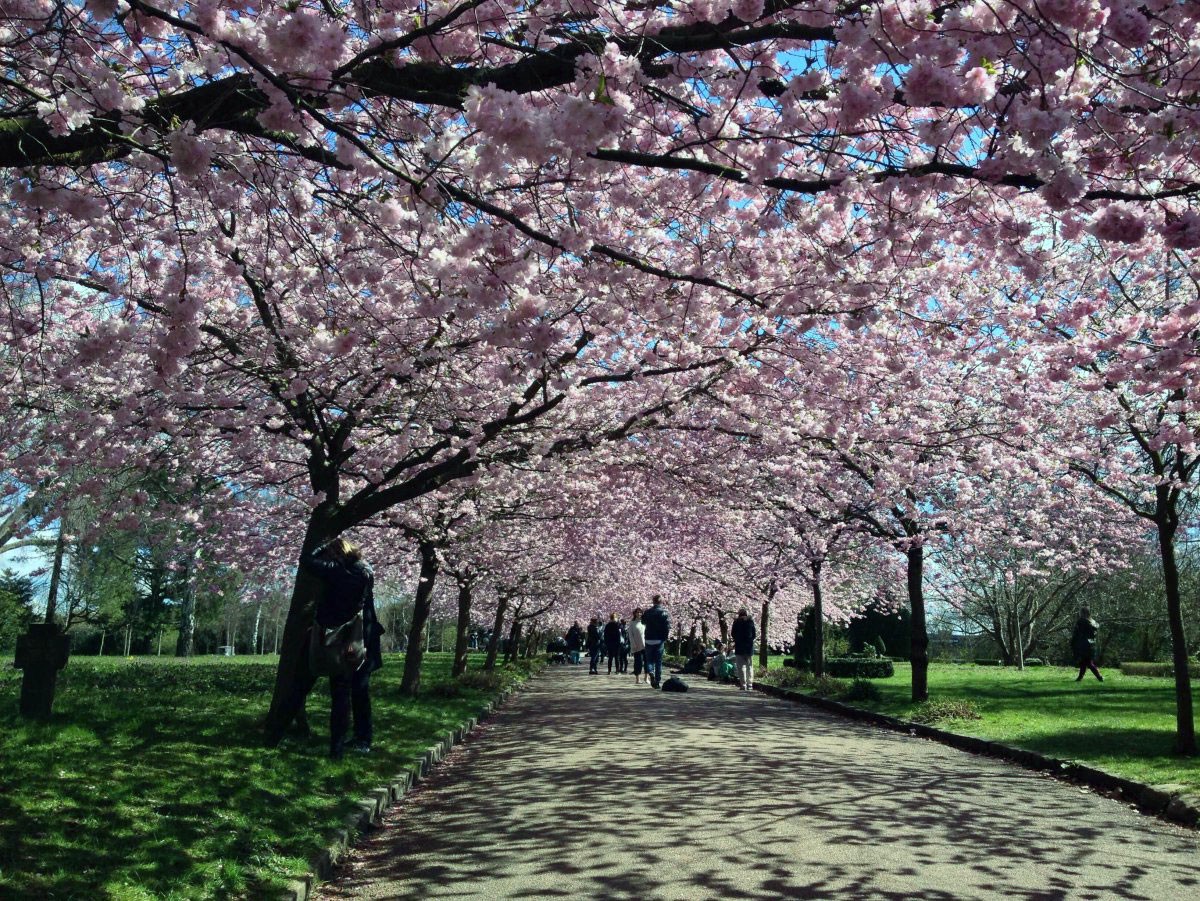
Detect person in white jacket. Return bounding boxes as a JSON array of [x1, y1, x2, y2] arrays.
[[628, 609, 648, 684]]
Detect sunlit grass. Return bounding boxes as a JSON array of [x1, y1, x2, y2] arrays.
[[843, 662, 1200, 796], [0, 652, 539, 899]]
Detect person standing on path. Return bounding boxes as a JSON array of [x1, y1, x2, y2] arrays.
[[566, 622, 584, 665], [300, 538, 382, 759], [618, 618, 630, 673], [731, 607, 757, 691], [1071, 607, 1103, 682], [628, 609, 647, 683], [586, 617, 602, 675], [604, 614, 623, 675], [641, 595, 671, 689]]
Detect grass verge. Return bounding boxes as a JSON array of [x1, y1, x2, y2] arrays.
[[762, 661, 1199, 798], [0, 651, 542, 900]]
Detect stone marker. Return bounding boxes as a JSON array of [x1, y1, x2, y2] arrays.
[[14, 623, 71, 719]]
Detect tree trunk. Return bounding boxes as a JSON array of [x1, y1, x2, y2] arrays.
[[505, 618, 522, 664], [811, 559, 824, 677], [1156, 507, 1197, 755], [717, 610, 729, 644], [157, 628, 163, 656], [1014, 607, 1025, 671], [124, 623, 132, 657], [484, 596, 508, 672], [907, 543, 929, 703], [44, 522, 67, 625], [262, 520, 332, 737], [400, 540, 440, 697], [175, 581, 196, 658], [759, 599, 771, 669], [452, 580, 474, 677], [252, 601, 263, 657], [98, 630, 106, 656]]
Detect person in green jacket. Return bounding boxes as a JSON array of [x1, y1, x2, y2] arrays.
[[1071, 608, 1103, 682]]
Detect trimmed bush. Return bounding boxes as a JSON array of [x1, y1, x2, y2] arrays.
[[973, 659, 1002, 666], [456, 670, 503, 691], [1121, 661, 1200, 678], [873, 636, 888, 657], [844, 678, 882, 702], [825, 657, 895, 679], [910, 698, 982, 724], [763, 667, 848, 697], [850, 645, 879, 659], [1022, 658, 1045, 667]]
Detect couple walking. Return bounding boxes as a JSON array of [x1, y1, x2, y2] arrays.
[[632, 596, 670, 689]]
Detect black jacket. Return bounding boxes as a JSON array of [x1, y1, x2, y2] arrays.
[[586, 622, 601, 651], [566, 625, 584, 651], [731, 616, 757, 656], [603, 620, 622, 648], [301, 550, 384, 672], [1071, 618, 1098, 660], [642, 604, 671, 642]]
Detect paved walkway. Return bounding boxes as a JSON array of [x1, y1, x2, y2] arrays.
[[318, 667, 1198, 900]]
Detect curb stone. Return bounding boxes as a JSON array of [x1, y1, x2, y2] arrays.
[[754, 682, 1200, 831], [281, 675, 536, 900]]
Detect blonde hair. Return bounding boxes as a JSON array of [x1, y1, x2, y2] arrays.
[[331, 537, 362, 563]]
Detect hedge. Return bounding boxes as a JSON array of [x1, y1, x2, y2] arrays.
[[1120, 661, 1200, 678], [825, 657, 895, 679], [973, 659, 1002, 666]]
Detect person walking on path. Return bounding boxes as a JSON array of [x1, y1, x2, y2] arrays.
[[300, 538, 383, 759], [628, 609, 647, 683], [566, 622, 583, 665], [641, 595, 671, 689], [731, 607, 757, 691], [604, 614, 623, 675], [586, 617, 602, 675], [618, 618, 630, 673], [1071, 607, 1103, 682]]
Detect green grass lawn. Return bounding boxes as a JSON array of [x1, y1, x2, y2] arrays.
[[0, 652, 540, 900], [838, 662, 1200, 797]]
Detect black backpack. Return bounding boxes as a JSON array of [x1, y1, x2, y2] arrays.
[[661, 676, 689, 693]]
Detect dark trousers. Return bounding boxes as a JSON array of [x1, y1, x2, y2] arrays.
[[589, 648, 600, 673], [633, 650, 645, 676], [1077, 659, 1102, 681], [606, 643, 621, 673], [644, 642, 664, 686], [618, 648, 629, 673], [330, 665, 372, 755]]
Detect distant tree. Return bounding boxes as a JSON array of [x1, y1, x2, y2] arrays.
[[0, 570, 35, 652]]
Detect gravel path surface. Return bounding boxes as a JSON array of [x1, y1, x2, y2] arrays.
[[317, 666, 1198, 900]]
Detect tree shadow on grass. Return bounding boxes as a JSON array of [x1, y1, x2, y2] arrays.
[[321, 669, 1199, 901], [0, 656, 504, 899]]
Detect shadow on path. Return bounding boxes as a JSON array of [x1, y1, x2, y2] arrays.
[[318, 668, 1198, 900]]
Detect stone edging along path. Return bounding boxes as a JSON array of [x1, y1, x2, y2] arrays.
[[754, 682, 1200, 831], [282, 680, 528, 901]]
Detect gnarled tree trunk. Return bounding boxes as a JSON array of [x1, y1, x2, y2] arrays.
[[452, 579, 474, 678], [400, 540, 440, 697], [811, 558, 824, 677], [484, 595, 508, 672], [907, 543, 929, 703], [1156, 502, 1196, 755]]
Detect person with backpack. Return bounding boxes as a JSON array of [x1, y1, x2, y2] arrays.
[[586, 617, 602, 675], [300, 537, 382, 759], [641, 595, 671, 688], [628, 609, 647, 683], [1071, 607, 1103, 682], [731, 607, 757, 691], [565, 621, 584, 665]]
